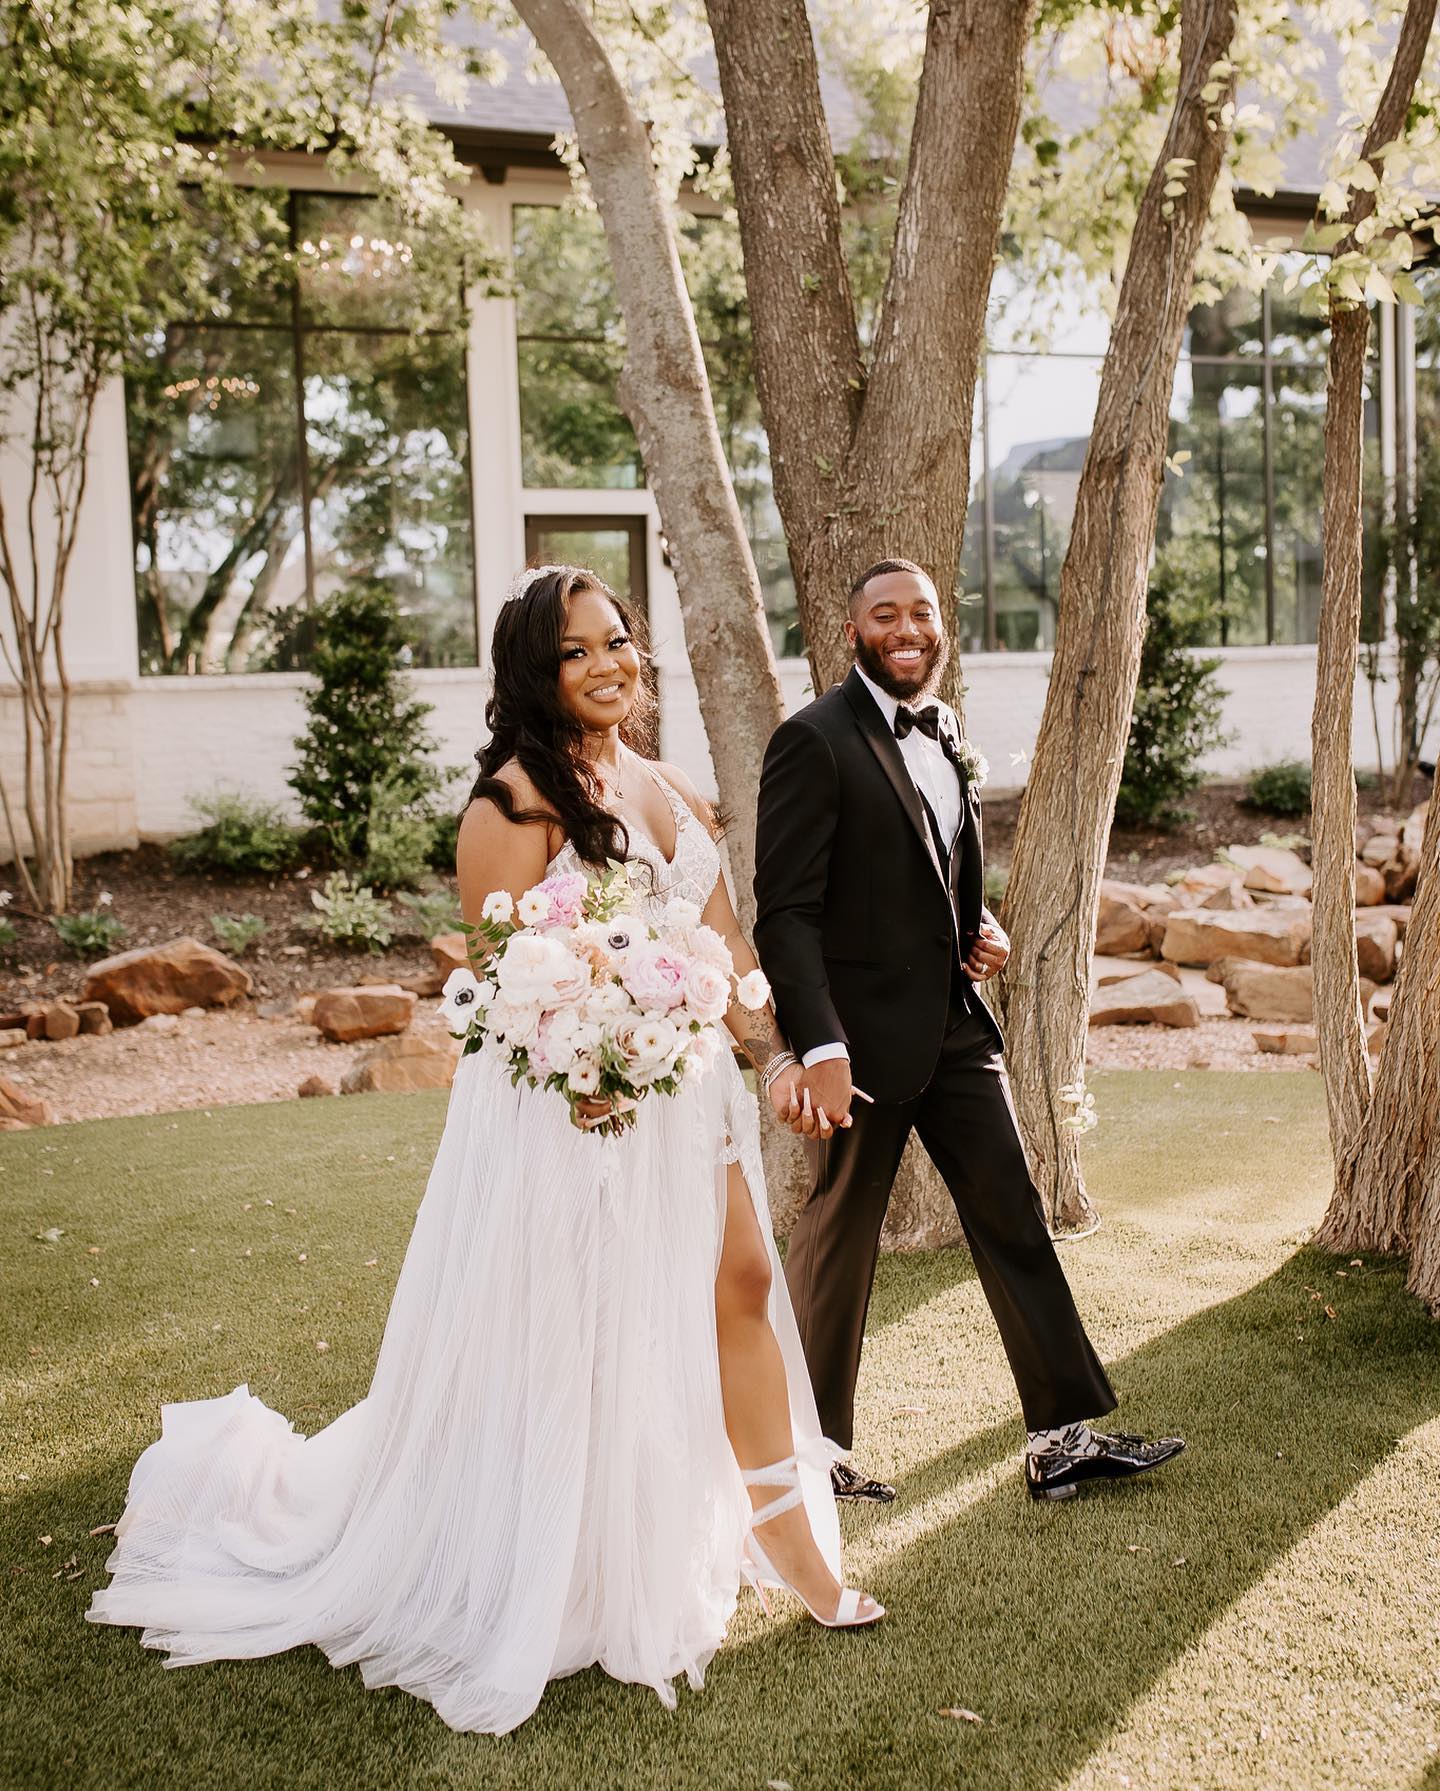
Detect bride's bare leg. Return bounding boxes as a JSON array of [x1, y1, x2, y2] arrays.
[[715, 1160, 851, 1618]]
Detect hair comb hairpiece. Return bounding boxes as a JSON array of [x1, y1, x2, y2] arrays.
[[504, 563, 570, 604]]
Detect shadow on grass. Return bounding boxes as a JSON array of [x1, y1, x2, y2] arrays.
[[5, 1248, 1436, 1791]]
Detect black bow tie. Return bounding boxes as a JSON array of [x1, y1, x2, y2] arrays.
[[894, 704, 943, 742]]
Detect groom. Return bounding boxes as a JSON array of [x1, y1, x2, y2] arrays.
[[753, 559, 1185, 1503]]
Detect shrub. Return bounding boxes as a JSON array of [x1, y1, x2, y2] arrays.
[[211, 912, 269, 956], [1245, 758, 1312, 816], [1115, 573, 1230, 830], [427, 805, 463, 874], [170, 791, 302, 876], [0, 919, 15, 952], [396, 880, 461, 940], [362, 775, 437, 891], [52, 909, 126, 957], [306, 872, 394, 952], [288, 582, 444, 866]]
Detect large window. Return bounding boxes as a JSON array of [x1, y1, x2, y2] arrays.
[[128, 191, 476, 675], [512, 203, 800, 655], [968, 258, 1382, 650]]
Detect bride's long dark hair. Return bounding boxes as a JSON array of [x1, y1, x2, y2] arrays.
[[469, 565, 659, 867]]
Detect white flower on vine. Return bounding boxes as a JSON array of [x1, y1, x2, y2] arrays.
[[0, 890, 11, 908]]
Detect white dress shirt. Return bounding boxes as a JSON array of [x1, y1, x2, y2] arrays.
[[802, 667, 965, 1070]]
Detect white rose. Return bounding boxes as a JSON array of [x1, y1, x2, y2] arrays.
[[568, 1058, 602, 1097], [684, 1025, 722, 1077], [516, 886, 552, 927], [481, 890, 514, 924], [689, 924, 733, 972], [548, 949, 593, 1009], [682, 959, 731, 1024], [735, 969, 771, 1011], [584, 980, 631, 1023], [495, 933, 571, 1004], [663, 896, 702, 930], [630, 1016, 679, 1068], [489, 995, 542, 1050]]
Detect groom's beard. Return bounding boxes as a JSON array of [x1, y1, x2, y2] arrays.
[[852, 631, 950, 703]]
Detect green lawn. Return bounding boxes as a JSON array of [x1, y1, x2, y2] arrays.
[[3, 1074, 1439, 1791]]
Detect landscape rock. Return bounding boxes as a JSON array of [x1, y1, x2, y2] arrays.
[[1367, 1020, 1388, 1057], [1252, 1027, 1317, 1055], [340, 1034, 457, 1094], [1353, 861, 1386, 906], [1174, 862, 1245, 903], [1098, 960, 1182, 986], [1246, 891, 1312, 910], [41, 1001, 80, 1042], [1372, 994, 1390, 1022], [1198, 879, 1254, 911], [139, 1013, 181, 1034], [0, 1029, 27, 1050], [1368, 903, 1412, 941], [81, 936, 251, 1025], [1095, 887, 1153, 957], [76, 1001, 112, 1035], [1161, 907, 1312, 969], [298, 1075, 335, 1098], [397, 970, 446, 998], [311, 984, 415, 1044], [1225, 843, 1313, 897], [430, 933, 469, 978], [1360, 832, 1399, 868], [1088, 969, 1200, 1028], [0, 1076, 50, 1128], [1353, 912, 1399, 983], [295, 995, 317, 1025], [257, 998, 294, 1019], [1218, 963, 1378, 1024]]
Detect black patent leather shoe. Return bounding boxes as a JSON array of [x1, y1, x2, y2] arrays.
[[831, 1461, 896, 1503], [1025, 1430, 1186, 1502]]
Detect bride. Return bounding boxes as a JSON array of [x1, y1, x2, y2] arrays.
[[88, 563, 880, 1736]]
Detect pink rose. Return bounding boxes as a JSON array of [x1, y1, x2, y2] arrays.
[[682, 958, 730, 1024], [537, 871, 588, 927], [621, 941, 688, 1012]]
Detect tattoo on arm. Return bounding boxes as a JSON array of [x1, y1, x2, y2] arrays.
[[734, 1006, 785, 1074]]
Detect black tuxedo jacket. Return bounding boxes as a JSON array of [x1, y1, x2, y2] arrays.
[[753, 666, 1003, 1105]]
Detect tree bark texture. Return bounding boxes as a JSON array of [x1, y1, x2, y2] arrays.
[[511, 0, 785, 933], [707, 0, 1034, 1244], [1309, 301, 1378, 1170], [993, 0, 1239, 1232], [1307, 0, 1438, 1256], [707, 0, 1037, 700]]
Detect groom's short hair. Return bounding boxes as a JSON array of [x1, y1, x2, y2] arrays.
[[848, 557, 933, 614]]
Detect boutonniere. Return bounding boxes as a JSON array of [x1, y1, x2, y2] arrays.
[[952, 736, 989, 790]]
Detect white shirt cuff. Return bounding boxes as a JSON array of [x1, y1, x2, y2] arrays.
[[801, 1042, 850, 1068]]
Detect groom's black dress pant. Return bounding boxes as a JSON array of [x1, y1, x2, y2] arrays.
[[784, 981, 1117, 1451]]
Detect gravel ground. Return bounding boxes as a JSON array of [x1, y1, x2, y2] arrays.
[[1, 1002, 460, 1126]]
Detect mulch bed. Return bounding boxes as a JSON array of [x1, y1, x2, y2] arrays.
[[2, 773, 1431, 1009]]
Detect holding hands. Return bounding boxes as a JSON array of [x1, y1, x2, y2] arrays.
[[766, 1056, 870, 1141]]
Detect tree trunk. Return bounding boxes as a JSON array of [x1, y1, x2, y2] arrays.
[[1305, 0, 1437, 1255], [1309, 301, 1377, 1176], [509, 0, 784, 932], [708, 0, 1037, 700], [707, 0, 1034, 1244], [1320, 788, 1439, 1254], [994, 0, 1240, 1232]]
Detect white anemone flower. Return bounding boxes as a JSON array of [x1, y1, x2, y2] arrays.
[[438, 968, 482, 1034], [735, 969, 771, 1010], [481, 889, 514, 924]]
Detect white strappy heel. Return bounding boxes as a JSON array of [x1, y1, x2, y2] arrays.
[[741, 1454, 885, 1629]]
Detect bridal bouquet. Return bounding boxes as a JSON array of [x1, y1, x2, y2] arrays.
[[438, 863, 770, 1135]]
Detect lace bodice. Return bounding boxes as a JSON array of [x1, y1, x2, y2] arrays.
[[546, 768, 721, 920]]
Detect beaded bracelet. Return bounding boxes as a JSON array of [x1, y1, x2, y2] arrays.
[[758, 1049, 799, 1096]]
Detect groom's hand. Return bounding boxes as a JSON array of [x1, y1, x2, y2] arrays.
[[962, 918, 1010, 982], [789, 1059, 854, 1138]]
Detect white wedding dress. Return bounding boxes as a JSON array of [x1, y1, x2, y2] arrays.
[[88, 775, 839, 1735]]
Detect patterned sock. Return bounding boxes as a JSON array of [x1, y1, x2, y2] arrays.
[[1026, 1422, 1099, 1460]]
